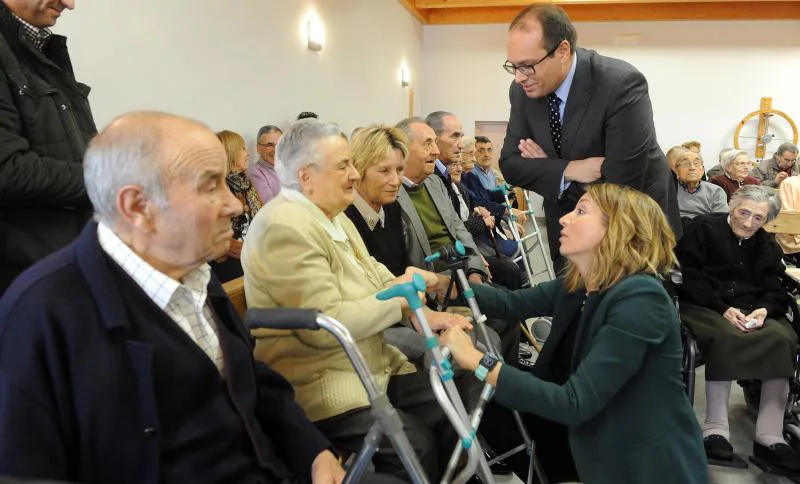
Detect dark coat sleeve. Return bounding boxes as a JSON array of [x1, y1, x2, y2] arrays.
[[499, 82, 570, 201], [0, 291, 75, 480], [462, 172, 506, 219], [599, 69, 659, 191], [0, 68, 87, 207], [253, 361, 331, 474], [472, 278, 560, 321], [754, 234, 789, 318], [494, 281, 673, 425], [675, 217, 730, 314]]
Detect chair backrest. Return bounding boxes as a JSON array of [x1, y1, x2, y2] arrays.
[[764, 211, 800, 235], [222, 276, 247, 319]]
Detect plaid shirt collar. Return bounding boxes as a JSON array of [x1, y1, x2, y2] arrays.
[[13, 14, 52, 51], [96, 222, 211, 311]]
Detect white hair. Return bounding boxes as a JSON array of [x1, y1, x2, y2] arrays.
[[730, 184, 781, 222], [83, 121, 169, 226], [462, 137, 476, 150], [275, 119, 345, 189], [720, 149, 748, 170]]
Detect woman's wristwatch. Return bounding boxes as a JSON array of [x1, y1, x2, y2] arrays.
[[474, 353, 499, 381]]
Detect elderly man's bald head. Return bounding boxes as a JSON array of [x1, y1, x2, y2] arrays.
[[84, 111, 242, 280], [84, 111, 222, 224]]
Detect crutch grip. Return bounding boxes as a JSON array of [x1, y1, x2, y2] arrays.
[[376, 273, 427, 310], [424, 240, 467, 263], [245, 308, 321, 330]]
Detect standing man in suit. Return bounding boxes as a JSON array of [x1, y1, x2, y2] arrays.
[[0, 0, 97, 294], [499, 3, 679, 271]]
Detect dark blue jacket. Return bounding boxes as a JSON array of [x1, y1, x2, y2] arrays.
[[461, 171, 507, 220], [0, 222, 330, 483]]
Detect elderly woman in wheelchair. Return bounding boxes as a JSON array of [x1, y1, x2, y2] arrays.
[[677, 184, 800, 475]]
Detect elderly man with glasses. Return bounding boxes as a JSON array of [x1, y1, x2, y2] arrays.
[[751, 142, 800, 188], [497, 3, 680, 272], [674, 149, 728, 220]]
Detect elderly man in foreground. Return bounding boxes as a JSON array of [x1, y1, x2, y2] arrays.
[[0, 112, 354, 484]]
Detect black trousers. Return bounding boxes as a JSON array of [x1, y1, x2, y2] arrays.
[[480, 401, 578, 483], [314, 370, 456, 482], [485, 255, 523, 290]]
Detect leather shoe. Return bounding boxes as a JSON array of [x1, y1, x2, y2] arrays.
[[753, 441, 800, 474], [704, 435, 734, 461]]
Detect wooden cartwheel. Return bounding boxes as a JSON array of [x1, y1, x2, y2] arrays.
[[734, 97, 798, 160]]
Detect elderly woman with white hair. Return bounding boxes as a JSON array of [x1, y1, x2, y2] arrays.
[[677, 185, 800, 474], [241, 119, 471, 481], [709, 149, 761, 202]]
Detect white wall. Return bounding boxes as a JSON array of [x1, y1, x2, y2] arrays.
[[421, 20, 800, 167], [54, 0, 422, 150]]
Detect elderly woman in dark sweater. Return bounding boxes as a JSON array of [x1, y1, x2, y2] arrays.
[[677, 184, 800, 474]]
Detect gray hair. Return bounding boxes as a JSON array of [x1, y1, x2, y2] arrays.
[[84, 116, 172, 225], [720, 149, 748, 170], [395, 117, 427, 143], [424, 111, 453, 137], [718, 147, 735, 163], [256, 124, 282, 140], [462, 137, 475, 150], [775, 142, 799, 158], [274, 119, 346, 189], [729, 184, 781, 222]]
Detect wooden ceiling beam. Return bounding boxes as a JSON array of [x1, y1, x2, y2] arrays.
[[417, 0, 800, 7], [426, 2, 800, 23], [399, 0, 431, 23]]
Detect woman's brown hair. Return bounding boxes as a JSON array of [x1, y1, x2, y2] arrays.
[[563, 183, 678, 292], [215, 130, 246, 173]]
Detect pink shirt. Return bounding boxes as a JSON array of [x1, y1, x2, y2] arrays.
[[248, 160, 281, 204]]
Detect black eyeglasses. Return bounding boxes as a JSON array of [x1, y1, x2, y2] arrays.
[[503, 43, 561, 76]]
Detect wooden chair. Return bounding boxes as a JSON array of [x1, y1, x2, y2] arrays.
[[764, 211, 800, 284], [222, 276, 247, 319]]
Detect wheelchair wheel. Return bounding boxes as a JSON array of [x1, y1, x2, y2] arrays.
[[740, 380, 761, 417]]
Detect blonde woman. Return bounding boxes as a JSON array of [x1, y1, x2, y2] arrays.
[[213, 130, 262, 281], [433, 184, 707, 484]]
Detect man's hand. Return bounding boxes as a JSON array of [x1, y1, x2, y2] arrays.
[[474, 206, 491, 218], [227, 239, 243, 259], [564, 157, 605, 184], [311, 450, 345, 484], [723, 307, 749, 332], [468, 273, 484, 285], [512, 208, 528, 225], [518, 139, 547, 159], [776, 172, 789, 185]]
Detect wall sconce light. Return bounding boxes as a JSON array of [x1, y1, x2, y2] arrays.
[[307, 19, 323, 51], [401, 68, 410, 87]]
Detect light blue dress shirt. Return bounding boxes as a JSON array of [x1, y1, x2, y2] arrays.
[[557, 52, 578, 194]]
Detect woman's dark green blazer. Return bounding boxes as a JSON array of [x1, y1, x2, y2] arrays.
[[474, 274, 708, 484]]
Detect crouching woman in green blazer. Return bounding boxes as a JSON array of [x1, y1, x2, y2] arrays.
[[437, 183, 708, 484]]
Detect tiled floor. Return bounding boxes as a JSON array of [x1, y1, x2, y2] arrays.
[[503, 219, 798, 483]]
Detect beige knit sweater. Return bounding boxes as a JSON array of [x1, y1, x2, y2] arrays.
[[242, 192, 415, 422]]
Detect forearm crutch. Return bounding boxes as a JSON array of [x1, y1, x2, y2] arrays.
[[427, 242, 549, 484], [490, 184, 534, 285], [245, 308, 430, 484], [377, 275, 489, 484]]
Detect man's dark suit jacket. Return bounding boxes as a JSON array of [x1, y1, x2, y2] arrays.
[[499, 48, 681, 261], [0, 222, 329, 483]]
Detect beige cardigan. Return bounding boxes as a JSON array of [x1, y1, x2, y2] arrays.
[[241, 192, 415, 422]]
